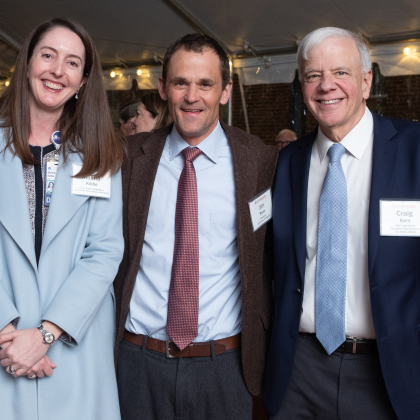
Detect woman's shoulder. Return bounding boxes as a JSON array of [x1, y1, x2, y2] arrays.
[[0, 125, 11, 152]]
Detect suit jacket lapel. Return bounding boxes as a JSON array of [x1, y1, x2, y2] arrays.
[[41, 153, 89, 256], [0, 147, 37, 271], [291, 132, 315, 283], [221, 122, 258, 254], [368, 113, 399, 276], [128, 127, 169, 262]]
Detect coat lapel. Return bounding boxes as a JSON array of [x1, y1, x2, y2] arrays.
[[291, 132, 316, 283], [128, 128, 169, 261], [221, 122, 259, 298], [222, 122, 258, 212], [41, 153, 89, 256], [368, 113, 399, 276], [0, 147, 37, 271]]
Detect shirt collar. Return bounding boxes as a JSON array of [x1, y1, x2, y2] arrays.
[[317, 107, 373, 163], [169, 121, 224, 163]]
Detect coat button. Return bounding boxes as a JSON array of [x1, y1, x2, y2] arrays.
[[296, 288, 301, 293]]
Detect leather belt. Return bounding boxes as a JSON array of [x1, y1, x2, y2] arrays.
[[123, 330, 241, 358], [300, 333, 378, 355]]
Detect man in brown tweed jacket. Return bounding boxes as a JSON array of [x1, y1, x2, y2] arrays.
[[114, 33, 277, 420]]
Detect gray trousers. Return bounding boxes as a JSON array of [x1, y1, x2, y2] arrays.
[[117, 337, 252, 420], [270, 334, 398, 420]]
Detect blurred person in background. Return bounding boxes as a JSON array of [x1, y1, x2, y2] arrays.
[[0, 17, 124, 420], [133, 92, 173, 134], [119, 101, 139, 136], [275, 129, 297, 151]]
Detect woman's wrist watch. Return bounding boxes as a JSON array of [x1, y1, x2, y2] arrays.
[[37, 324, 56, 345]]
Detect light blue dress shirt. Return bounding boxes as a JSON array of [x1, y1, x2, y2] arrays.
[[126, 122, 242, 341]]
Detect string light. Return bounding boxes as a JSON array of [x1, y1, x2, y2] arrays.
[[110, 71, 115, 78], [404, 47, 411, 55], [137, 69, 142, 76], [5, 81, 9, 86]]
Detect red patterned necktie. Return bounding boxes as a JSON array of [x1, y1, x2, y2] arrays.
[[166, 147, 202, 350]]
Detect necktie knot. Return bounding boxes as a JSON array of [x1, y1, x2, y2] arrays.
[[181, 147, 202, 162], [328, 143, 346, 163]]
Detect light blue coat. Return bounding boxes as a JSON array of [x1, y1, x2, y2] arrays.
[[0, 136, 123, 420]]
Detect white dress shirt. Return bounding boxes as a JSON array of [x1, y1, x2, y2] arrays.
[[126, 122, 242, 341], [299, 107, 376, 338]]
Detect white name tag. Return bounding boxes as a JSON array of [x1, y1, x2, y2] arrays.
[[380, 200, 420, 236], [248, 188, 273, 232], [71, 164, 111, 198]]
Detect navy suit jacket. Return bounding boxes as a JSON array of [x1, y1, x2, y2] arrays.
[[264, 112, 420, 419]]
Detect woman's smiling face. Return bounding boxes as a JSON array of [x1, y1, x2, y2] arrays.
[[27, 26, 87, 115]]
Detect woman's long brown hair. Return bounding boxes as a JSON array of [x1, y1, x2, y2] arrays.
[[0, 17, 124, 178], [141, 93, 173, 131]]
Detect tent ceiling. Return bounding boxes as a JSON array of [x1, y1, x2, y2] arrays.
[[0, 0, 420, 73]]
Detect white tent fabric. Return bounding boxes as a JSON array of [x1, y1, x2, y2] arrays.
[[106, 41, 420, 89], [232, 42, 420, 85], [371, 42, 420, 76], [1, 0, 420, 87], [103, 67, 162, 90]]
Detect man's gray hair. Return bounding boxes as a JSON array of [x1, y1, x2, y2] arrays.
[[297, 27, 371, 80]]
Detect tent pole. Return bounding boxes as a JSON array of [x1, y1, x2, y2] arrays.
[[0, 28, 21, 51], [228, 62, 233, 126], [228, 91, 232, 126], [238, 68, 250, 134]]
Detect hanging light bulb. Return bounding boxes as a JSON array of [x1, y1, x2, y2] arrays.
[[5, 80, 10, 86], [404, 47, 411, 56], [110, 71, 116, 78], [137, 69, 142, 76]]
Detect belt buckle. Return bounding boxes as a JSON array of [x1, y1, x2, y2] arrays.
[[166, 340, 178, 358], [347, 336, 361, 354]]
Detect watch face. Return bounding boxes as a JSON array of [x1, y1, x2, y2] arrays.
[[45, 332, 54, 344]]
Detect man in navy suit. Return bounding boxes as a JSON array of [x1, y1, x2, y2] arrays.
[[264, 27, 420, 420]]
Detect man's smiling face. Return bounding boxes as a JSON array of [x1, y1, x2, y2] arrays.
[[158, 47, 231, 146], [302, 37, 372, 141]]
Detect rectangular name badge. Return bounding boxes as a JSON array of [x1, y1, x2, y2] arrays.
[[71, 164, 111, 198], [44, 159, 58, 206], [248, 188, 273, 232], [380, 199, 420, 236]]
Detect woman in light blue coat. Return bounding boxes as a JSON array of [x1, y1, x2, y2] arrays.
[[0, 18, 125, 420]]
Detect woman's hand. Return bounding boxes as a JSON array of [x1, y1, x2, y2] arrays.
[[0, 323, 16, 352], [26, 355, 56, 378], [0, 328, 52, 377]]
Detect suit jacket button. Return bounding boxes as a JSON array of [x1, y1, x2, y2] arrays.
[[296, 288, 301, 293]]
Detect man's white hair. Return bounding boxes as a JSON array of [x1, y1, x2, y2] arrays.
[[297, 27, 371, 81]]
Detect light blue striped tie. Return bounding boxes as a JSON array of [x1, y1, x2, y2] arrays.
[[315, 143, 347, 355]]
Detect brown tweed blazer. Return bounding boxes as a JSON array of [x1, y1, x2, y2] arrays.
[[114, 120, 278, 396]]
